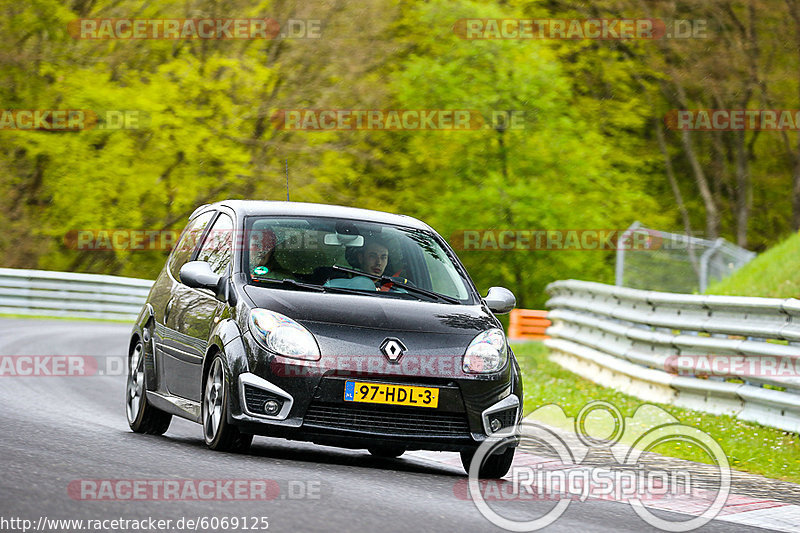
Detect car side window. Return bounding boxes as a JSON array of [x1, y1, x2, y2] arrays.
[[168, 211, 215, 279], [196, 213, 234, 275]]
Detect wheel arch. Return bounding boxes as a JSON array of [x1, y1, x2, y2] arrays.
[[203, 318, 250, 420], [130, 303, 157, 390]]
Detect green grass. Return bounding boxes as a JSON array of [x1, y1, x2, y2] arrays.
[[706, 231, 800, 298], [514, 342, 800, 483]]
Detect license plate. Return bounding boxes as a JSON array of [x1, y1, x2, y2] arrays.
[[344, 381, 439, 408]]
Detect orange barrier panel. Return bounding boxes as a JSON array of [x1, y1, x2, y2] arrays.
[[508, 309, 550, 341]]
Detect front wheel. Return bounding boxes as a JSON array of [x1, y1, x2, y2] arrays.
[[202, 356, 253, 453], [126, 339, 172, 435], [461, 446, 515, 479]]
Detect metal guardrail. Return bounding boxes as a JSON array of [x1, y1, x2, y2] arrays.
[[545, 279, 800, 433], [0, 268, 153, 321]]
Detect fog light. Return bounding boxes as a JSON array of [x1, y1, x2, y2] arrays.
[[264, 400, 281, 415], [490, 418, 502, 433]]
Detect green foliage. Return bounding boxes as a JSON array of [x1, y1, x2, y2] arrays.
[[0, 0, 797, 308], [379, 0, 668, 307]]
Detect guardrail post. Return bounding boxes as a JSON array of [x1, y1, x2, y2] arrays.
[[698, 238, 724, 292], [615, 221, 641, 286]]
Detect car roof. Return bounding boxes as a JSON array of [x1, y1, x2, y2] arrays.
[[195, 200, 433, 231]]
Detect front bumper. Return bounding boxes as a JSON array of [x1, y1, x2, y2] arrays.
[[230, 368, 521, 452]]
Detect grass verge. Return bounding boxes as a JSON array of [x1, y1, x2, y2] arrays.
[[514, 342, 800, 483], [706, 231, 800, 298], [0, 313, 132, 324]]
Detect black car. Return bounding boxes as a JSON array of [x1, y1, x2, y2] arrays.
[[126, 201, 522, 477]]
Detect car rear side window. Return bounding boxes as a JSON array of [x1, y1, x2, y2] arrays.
[[168, 211, 215, 279], [196, 213, 234, 275]]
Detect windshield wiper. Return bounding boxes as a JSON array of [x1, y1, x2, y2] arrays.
[[251, 277, 325, 292], [253, 277, 378, 299], [330, 265, 460, 304]]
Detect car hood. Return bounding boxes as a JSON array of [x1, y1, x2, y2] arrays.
[[242, 284, 497, 336]]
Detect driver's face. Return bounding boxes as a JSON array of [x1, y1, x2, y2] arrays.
[[361, 242, 388, 276]]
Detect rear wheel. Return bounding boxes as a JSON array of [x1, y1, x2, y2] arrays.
[[461, 446, 515, 479], [126, 339, 172, 435], [202, 356, 253, 453], [368, 446, 405, 458]]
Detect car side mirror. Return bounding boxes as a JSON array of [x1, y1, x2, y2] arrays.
[[180, 261, 221, 291], [484, 287, 516, 314], [180, 261, 236, 304]]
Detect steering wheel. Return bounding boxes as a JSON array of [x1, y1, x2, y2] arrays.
[[380, 275, 415, 292]]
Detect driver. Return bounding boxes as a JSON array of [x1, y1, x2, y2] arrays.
[[356, 238, 409, 292], [325, 237, 408, 292], [357, 239, 389, 277]]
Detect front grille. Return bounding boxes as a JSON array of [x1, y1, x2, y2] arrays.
[[243, 384, 285, 415], [303, 402, 470, 437]]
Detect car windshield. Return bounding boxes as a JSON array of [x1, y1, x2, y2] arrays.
[[242, 216, 473, 303]]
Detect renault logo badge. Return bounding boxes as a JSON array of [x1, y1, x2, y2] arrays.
[[380, 338, 406, 363]]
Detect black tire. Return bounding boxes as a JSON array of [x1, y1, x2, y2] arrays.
[[461, 446, 515, 479], [368, 446, 405, 458], [202, 355, 253, 453], [126, 338, 172, 435]]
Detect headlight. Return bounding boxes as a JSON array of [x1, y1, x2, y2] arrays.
[[463, 328, 507, 373], [249, 309, 321, 360]]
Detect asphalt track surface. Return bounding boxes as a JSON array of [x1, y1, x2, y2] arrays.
[[0, 319, 773, 532]]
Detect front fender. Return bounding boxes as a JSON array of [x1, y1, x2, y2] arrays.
[[132, 303, 155, 337], [205, 318, 250, 420], [509, 348, 524, 423]]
